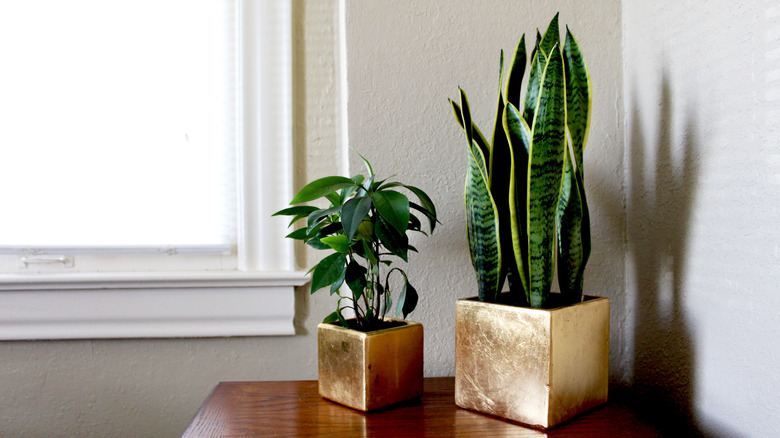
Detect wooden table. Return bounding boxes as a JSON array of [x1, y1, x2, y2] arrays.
[[181, 377, 661, 437]]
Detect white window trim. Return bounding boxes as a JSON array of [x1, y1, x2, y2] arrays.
[[0, 1, 309, 340]]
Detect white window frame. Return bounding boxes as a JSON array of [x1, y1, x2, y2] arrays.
[[0, 1, 308, 340]]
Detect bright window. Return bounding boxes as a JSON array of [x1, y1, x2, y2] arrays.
[[0, 1, 307, 340]]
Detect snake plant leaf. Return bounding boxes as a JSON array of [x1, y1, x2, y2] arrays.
[[523, 39, 548, 126], [321, 235, 350, 254], [372, 190, 410, 235], [375, 215, 409, 262], [529, 30, 542, 68], [540, 13, 560, 58], [450, 99, 491, 167], [490, 52, 513, 295], [503, 102, 532, 298], [505, 34, 527, 109], [527, 43, 566, 308], [311, 252, 347, 294], [563, 26, 592, 169], [556, 150, 591, 300], [465, 141, 502, 302], [341, 196, 372, 240], [290, 176, 356, 204], [458, 89, 492, 172]]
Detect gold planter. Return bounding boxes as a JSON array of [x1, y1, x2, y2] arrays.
[[455, 294, 609, 429], [317, 319, 423, 411]]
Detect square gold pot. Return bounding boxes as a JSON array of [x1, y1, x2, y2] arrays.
[[455, 294, 609, 429], [317, 319, 423, 411]]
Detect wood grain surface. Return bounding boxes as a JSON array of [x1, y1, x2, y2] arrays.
[[181, 377, 660, 437]]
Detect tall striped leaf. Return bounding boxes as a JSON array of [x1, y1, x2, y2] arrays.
[[490, 52, 512, 293], [556, 26, 592, 302], [523, 40, 548, 126], [556, 148, 591, 300], [459, 88, 491, 171], [464, 142, 502, 302], [503, 102, 531, 303], [563, 26, 592, 170], [540, 13, 560, 58], [505, 35, 527, 109], [527, 43, 566, 308], [450, 99, 491, 164]]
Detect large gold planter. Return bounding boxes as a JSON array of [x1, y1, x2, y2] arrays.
[[317, 319, 423, 411], [455, 294, 609, 429]]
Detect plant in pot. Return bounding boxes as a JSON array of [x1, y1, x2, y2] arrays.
[[274, 155, 438, 412], [450, 13, 609, 429]]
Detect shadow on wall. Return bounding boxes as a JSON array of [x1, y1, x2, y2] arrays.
[[626, 71, 706, 436]]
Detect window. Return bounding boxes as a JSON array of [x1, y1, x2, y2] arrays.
[[0, 1, 307, 340]]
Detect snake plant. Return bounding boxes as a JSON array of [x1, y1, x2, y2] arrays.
[[274, 155, 438, 331], [451, 13, 591, 308]]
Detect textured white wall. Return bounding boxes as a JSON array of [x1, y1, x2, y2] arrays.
[[344, 0, 625, 378], [623, 0, 780, 436]]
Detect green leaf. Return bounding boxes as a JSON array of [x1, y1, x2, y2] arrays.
[[380, 182, 438, 234], [372, 190, 410, 235], [464, 140, 502, 302], [540, 13, 560, 58], [306, 206, 340, 234], [285, 228, 310, 241], [322, 311, 340, 324], [325, 192, 341, 206], [375, 216, 409, 262], [450, 99, 491, 163], [362, 240, 378, 265], [527, 43, 566, 308], [310, 253, 347, 294], [505, 34, 527, 109], [491, 55, 512, 294], [345, 260, 367, 302], [458, 88, 491, 171], [305, 236, 331, 250], [556, 151, 590, 301], [273, 205, 319, 217], [563, 26, 591, 169], [321, 235, 350, 254], [396, 278, 418, 319], [290, 176, 356, 204], [329, 269, 345, 295], [524, 39, 548, 125], [503, 102, 532, 300], [341, 196, 372, 240]]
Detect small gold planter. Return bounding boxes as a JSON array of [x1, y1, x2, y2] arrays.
[[455, 294, 609, 429], [317, 319, 423, 411]]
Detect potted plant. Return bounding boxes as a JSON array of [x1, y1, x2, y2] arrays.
[[450, 13, 609, 429], [274, 155, 438, 411]]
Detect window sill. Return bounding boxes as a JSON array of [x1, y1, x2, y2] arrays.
[[0, 271, 310, 340]]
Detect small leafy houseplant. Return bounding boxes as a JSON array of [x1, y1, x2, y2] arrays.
[[274, 155, 438, 330], [451, 14, 609, 429], [451, 13, 591, 309], [275, 155, 437, 411]]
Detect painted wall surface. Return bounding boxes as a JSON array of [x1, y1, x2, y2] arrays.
[[0, 2, 343, 437], [623, 0, 780, 436], [344, 0, 626, 379]]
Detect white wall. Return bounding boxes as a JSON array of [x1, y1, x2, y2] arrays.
[[344, 0, 626, 378], [623, 0, 780, 436]]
